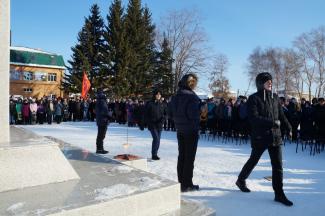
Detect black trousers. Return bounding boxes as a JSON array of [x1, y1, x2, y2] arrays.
[[238, 145, 284, 195], [96, 125, 108, 150], [177, 131, 199, 188], [149, 128, 162, 157]]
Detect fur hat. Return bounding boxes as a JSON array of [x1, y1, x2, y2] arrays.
[[256, 72, 272, 91]]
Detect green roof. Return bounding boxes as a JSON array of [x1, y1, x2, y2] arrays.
[[10, 47, 66, 69]]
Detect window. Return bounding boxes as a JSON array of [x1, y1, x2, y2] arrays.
[[10, 70, 21, 80], [23, 71, 33, 81], [48, 73, 57, 82], [34, 72, 47, 81], [23, 88, 33, 93]]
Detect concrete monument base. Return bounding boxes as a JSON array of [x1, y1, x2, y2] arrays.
[[0, 127, 79, 193]]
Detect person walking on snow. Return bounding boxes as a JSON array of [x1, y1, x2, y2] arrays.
[[236, 72, 294, 206]]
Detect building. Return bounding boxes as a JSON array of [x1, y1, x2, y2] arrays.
[[10, 46, 65, 99]]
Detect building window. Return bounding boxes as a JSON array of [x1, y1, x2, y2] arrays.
[[23, 88, 33, 93], [48, 73, 57, 82], [35, 72, 47, 81], [10, 70, 21, 80], [23, 71, 33, 81]]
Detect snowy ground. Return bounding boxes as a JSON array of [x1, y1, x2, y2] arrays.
[[20, 122, 325, 216]]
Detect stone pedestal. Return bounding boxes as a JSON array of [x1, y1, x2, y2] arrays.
[[0, 0, 10, 143], [0, 127, 80, 193]]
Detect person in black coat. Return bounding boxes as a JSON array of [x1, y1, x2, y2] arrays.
[[95, 89, 110, 154], [236, 72, 294, 206], [145, 90, 164, 160], [313, 98, 325, 145], [170, 73, 200, 193]]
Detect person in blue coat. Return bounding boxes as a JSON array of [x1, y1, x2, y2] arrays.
[[95, 89, 110, 154], [170, 73, 200, 192], [145, 90, 164, 160]]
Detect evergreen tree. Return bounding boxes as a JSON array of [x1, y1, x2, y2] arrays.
[[124, 0, 156, 97], [102, 0, 130, 97], [155, 36, 173, 97], [63, 4, 104, 96]]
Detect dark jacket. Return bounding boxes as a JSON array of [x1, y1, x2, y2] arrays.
[[95, 91, 109, 126], [170, 88, 200, 133], [248, 90, 292, 148], [145, 100, 164, 130]]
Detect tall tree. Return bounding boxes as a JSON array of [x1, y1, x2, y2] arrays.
[[209, 54, 230, 98], [124, 0, 156, 97], [63, 4, 104, 95], [158, 9, 208, 93], [155, 36, 173, 97], [294, 26, 325, 98], [102, 0, 130, 97]]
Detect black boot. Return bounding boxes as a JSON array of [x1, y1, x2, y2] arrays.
[[181, 184, 200, 193], [236, 179, 251, 192], [274, 193, 293, 206], [152, 155, 160, 160], [96, 149, 109, 154]]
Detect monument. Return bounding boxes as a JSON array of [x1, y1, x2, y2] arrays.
[[0, 0, 10, 143]]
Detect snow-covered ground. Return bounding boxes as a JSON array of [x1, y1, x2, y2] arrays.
[[20, 122, 325, 216]]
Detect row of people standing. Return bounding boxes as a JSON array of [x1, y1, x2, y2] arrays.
[[279, 97, 325, 144], [10, 97, 67, 125]]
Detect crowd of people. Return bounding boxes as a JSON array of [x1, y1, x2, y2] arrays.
[[8, 72, 325, 206], [9, 92, 325, 147]]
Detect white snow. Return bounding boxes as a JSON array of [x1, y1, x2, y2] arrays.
[[111, 165, 134, 174], [95, 184, 137, 200], [10, 46, 54, 55], [20, 122, 325, 216], [6, 202, 25, 213]]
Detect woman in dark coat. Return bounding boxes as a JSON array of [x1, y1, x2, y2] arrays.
[[236, 72, 293, 206], [145, 90, 164, 160], [170, 73, 200, 193]]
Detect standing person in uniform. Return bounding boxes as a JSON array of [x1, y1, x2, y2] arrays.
[[236, 72, 293, 206], [145, 90, 164, 160], [95, 89, 110, 154], [170, 73, 200, 192]]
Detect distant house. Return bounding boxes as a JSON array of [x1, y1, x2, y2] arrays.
[[10, 46, 65, 99]]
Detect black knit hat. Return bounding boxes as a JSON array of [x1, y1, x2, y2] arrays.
[[255, 72, 272, 91]]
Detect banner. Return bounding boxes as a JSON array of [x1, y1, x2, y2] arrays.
[[81, 72, 91, 99]]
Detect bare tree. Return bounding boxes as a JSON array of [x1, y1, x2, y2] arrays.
[[247, 47, 286, 93], [157, 9, 209, 92], [208, 54, 230, 98], [294, 26, 325, 98], [283, 49, 303, 99]]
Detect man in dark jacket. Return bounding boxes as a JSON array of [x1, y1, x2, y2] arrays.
[[236, 72, 293, 206], [170, 73, 200, 193], [95, 89, 110, 154], [145, 90, 164, 160]]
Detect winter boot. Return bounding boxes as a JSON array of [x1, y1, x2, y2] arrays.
[[274, 193, 293, 206], [181, 184, 200, 193], [96, 149, 109, 154], [152, 155, 160, 160], [236, 179, 251, 192]]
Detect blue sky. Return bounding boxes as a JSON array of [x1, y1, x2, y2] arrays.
[[11, 0, 325, 94]]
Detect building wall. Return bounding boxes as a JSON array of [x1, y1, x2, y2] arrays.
[[10, 64, 63, 99]]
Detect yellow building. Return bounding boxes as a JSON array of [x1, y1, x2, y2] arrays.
[[10, 46, 66, 99]]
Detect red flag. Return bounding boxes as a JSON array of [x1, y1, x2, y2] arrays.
[[81, 72, 91, 99]]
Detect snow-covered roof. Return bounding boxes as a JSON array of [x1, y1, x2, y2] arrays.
[[10, 46, 54, 55]]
